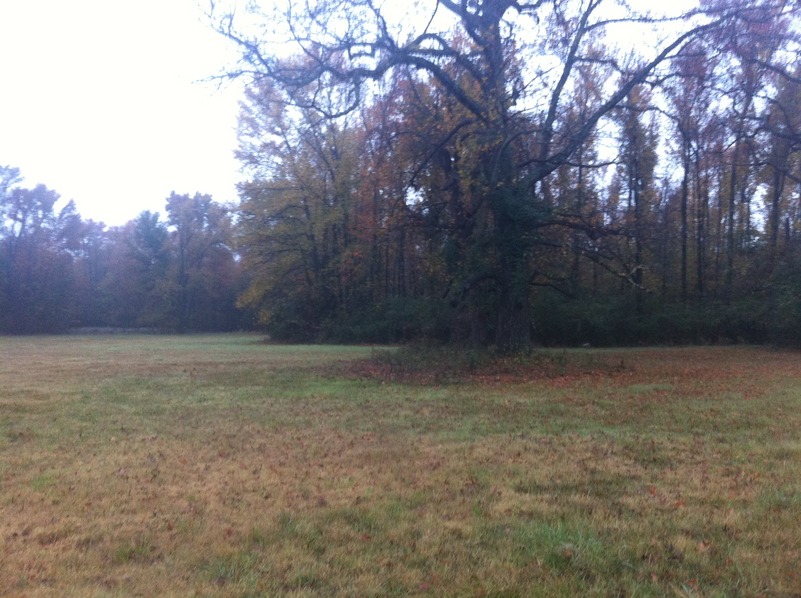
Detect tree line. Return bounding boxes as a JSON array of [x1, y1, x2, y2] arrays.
[[4, 0, 801, 347], [0, 168, 245, 334], [217, 0, 801, 348]]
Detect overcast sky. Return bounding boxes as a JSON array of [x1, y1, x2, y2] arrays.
[[0, 0, 242, 225], [0, 0, 695, 227]]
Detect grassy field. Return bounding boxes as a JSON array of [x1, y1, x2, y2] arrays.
[[1, 335, 800, 597]]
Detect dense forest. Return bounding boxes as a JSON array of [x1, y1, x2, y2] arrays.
[[3, 0, 801, 348], [0, 171, 245, 334]]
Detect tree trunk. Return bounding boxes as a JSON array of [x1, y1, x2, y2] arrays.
[[725, 143, 740, 297], [492, 204, 532, 353], [681, 138, 690, 302], [694, 147, 706, 298], [769, 163, 786, 262], [495, 280, 531, 353]]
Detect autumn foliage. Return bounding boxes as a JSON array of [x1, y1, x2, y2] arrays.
[[222, 0, 801, 347]]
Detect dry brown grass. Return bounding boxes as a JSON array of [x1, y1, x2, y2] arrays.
[[2, 337, 801, 596]]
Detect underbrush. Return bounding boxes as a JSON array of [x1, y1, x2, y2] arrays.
[[349, 344, 628, 384]]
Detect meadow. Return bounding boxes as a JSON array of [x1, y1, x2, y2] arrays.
[[1, 335, 800, 597]]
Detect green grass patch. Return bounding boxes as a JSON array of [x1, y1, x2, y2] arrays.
[[112, 535, 157, 564]]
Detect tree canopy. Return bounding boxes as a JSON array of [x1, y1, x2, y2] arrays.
[[212, 0, 801, 348]]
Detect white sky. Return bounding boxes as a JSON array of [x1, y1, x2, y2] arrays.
[[0, 0, 697, 227], [0, 0, 242, 226]]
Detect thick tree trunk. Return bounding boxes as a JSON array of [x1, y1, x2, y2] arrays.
[[495, 281, 531, 353], [492, 207, 532, 353]]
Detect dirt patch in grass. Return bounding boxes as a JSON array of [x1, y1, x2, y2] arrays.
[[348, 344, 801, 394], [343, 345, 631, 385]]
